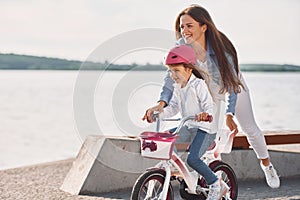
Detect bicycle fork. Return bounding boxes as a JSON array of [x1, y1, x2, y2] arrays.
[[159, 161, 172, 200], [155, 155, 201, 200], [143, 161, 172, 200]]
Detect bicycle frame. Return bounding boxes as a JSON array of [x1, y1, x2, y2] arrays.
[[140, 115, 234, 200], [146, 151, 210, 200]]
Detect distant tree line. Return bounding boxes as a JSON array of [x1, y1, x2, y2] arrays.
[[0, 53, 165, 71], [0, 53, 300, 71], [238, 63, 300, 72]]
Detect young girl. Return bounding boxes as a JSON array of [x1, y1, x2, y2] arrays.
[[158, 44, 224, 200]]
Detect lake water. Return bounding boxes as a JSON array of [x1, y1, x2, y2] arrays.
[[0, 70, 299, 170]]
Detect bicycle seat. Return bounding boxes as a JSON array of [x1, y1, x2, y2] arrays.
[[185, 141, 216, 152], [207, 141, 216, 151]]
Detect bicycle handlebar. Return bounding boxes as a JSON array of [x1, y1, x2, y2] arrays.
[[154, 114, 213, 135], [171, 116, 195, 135]]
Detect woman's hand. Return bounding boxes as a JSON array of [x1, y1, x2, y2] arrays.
[[226, 115, 238, 135], [142, 101, 166, 123]]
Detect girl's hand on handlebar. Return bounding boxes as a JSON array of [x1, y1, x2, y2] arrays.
[[194, 112, 213, 122], [142, 101, 165, 123]]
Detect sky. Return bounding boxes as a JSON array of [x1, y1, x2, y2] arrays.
[[0, 0, 300, 65]]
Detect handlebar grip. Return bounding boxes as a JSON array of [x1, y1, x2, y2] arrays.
[[194, 114, 213, 123], [206, 115, 213, 123], [151, 111, 160, 122]]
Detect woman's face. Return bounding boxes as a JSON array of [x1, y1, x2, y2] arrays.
[[168, 64, 192, 87], [179, 14, 206, 45]]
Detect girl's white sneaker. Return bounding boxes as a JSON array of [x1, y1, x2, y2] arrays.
[[207, 180, 220, 200]]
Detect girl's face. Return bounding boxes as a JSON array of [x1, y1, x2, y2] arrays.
[[179, 14, 207, 45], [168, 64, 192, 87]]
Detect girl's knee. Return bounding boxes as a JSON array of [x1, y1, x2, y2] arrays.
[[187, 155, 198, 167]]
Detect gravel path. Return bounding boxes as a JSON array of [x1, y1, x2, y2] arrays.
[[0, 159, 299, 200]]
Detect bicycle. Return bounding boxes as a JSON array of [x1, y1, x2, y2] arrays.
[[131, 115, 238, 200]]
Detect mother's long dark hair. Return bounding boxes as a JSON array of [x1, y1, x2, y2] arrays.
[[175, 5, 243, 93]]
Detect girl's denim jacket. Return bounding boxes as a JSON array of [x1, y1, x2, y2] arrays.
[[159, 38, 238, 115]]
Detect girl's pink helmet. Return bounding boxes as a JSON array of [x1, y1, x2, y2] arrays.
[[164, 45, 197, 65]]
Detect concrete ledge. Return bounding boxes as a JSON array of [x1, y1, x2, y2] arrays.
[[60, 135, 158, 195], [61, 135, 300, 195], [222, 149, 300, 181]]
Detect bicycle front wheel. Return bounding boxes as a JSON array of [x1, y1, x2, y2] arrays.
[[130, 169, 174, 200]]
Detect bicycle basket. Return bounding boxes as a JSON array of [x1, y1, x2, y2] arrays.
[[140, 132, 178, 160]]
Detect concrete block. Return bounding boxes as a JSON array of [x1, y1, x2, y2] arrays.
[[61, 135, 300, 195], [60, 135, 158, 195], [222, 149, 300, 181]]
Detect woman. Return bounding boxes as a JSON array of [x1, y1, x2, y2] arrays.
[[143, 5, 280, 188]]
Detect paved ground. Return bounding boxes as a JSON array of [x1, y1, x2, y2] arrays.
[[0, 159, 299, 200], [100, 178, 300, 200]]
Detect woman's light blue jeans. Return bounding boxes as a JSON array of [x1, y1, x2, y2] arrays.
[[186, 128, 218, 185]]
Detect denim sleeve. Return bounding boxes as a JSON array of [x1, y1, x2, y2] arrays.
[[159, 37, 181, 105], [176, 38, 185, 45], [159, 72, 174, 106], [225, 54, 238, 114], [227, 92, 237, 114]]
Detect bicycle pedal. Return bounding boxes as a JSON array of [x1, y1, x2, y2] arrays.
[[196, 185, 202, 194]]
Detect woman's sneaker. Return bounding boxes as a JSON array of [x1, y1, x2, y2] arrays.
[[260, 162, 280, 188], [207, 180, 220, 200]]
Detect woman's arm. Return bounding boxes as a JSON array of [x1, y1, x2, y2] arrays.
[[227, 92, 237, 115], [142, 71, 175, 122], [225, 54, 239, 134], [159, 71, 175, 105], [226, 92, 238, 134], [160, 92, 179, 119]]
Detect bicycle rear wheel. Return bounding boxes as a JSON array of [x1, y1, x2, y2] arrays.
[[131, 169, 174, 200], [179, 160, 238, 200]]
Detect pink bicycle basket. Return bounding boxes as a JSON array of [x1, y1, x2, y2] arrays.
[[140, 132, 178, 160]]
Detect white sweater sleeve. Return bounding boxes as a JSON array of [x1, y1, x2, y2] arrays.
[[196, 80, 216, 116], [160, 90, 180, 118]]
